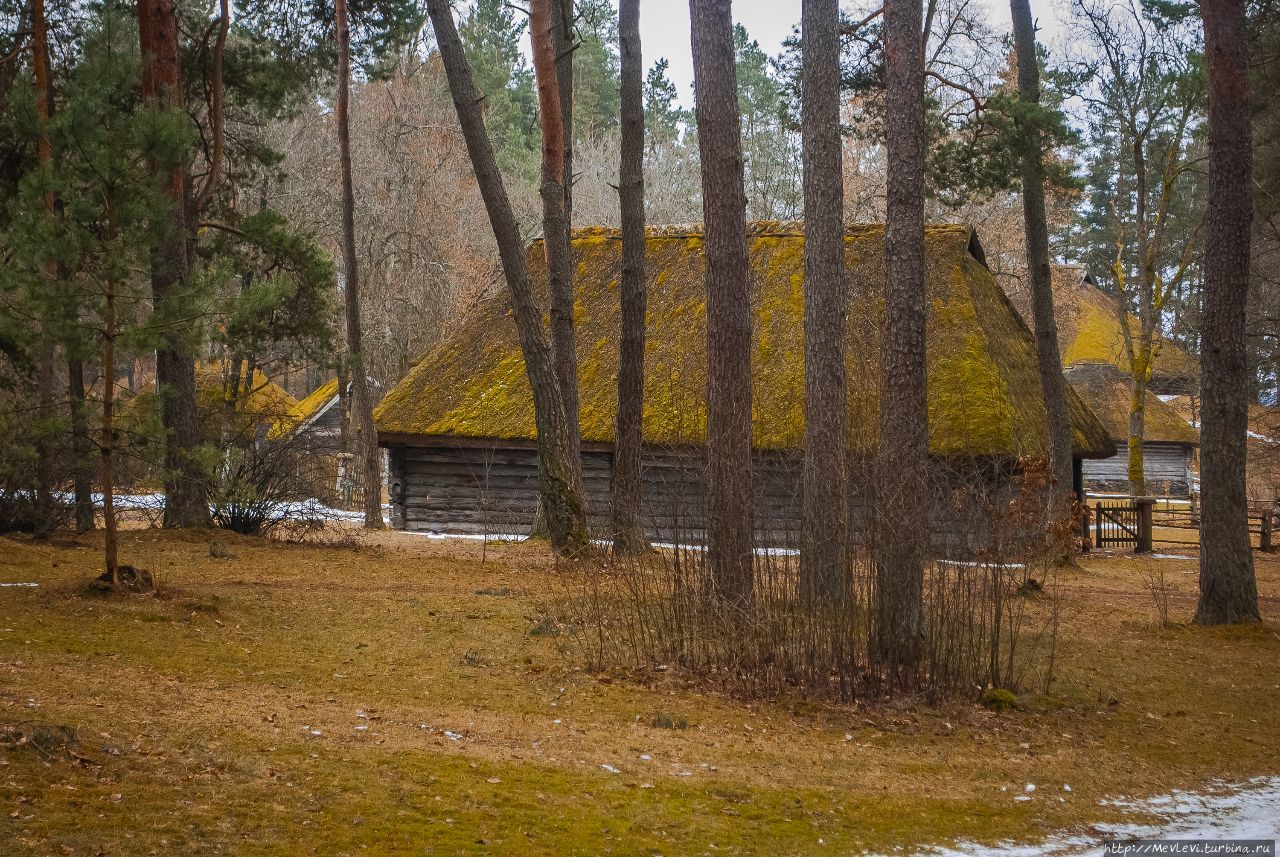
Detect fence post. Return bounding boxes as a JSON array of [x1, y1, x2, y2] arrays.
[[1080, 505, 1092, 552], [1095, 502, 1103, 547], [1262, 509, 1274, 553], [1135, 497, 1154, 554]]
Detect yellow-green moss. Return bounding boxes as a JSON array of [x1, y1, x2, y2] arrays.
[[375, 225, 1115, 458]]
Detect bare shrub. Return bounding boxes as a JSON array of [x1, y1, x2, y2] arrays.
[[209, 434, 334, 537], [1136, 559, 1172, 627], [548, 458, 1070, 704]]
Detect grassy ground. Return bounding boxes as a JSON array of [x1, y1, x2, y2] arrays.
[[0, 529, 1276, 856]]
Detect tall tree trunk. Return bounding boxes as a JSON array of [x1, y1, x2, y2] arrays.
[[1010, 0, 1074, 508], [875, 0, 927, 682], [531, 0, 582, 472], [799, 0, 849, 602], [336, 0, 385, 529], [690, 0, 753, 606], [138, 0, 207, 528], [1128, 137, 1154, 497], [68, 357, 94, 531], [195, 0, 229, 212], [1195, 0, 1259, 624], [102, 200, 120, 583], [31, 0, 56, 537], [426, 0, 588, 554], [612, 0, 648, 555], [1127, 375, 1148, 495], [551, 0, 574, 227]]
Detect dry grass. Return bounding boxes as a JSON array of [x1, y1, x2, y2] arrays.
[[0, 529, 1277, 855]]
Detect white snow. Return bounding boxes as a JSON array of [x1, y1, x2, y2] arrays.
[[0, 582, 38, 588], [910, 777, 1280, 856]]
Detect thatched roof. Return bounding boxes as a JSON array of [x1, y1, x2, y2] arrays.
[[121, 361, 298, 442], [376, 223, 1115, 459], [1064, 362, 1198, 447], [1006, 267, 1198, 390], [269, 377, 339, 440]]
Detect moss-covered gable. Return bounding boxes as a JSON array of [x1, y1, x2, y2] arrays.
[[269, 377, 339, 440], [375, 224, 1115, 458], [1005, 267, 1198, 389]]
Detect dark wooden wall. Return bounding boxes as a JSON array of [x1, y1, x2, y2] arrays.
[[386, 442, 1022, 556]]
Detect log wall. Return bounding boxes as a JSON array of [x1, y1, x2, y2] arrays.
[[387, 442, 1020, 556], [1081, 441, 1194, 496]]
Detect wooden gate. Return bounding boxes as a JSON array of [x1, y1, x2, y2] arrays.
[[1093, 499, 1154, 552]]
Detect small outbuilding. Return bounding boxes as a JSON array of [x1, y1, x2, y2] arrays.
[[1004, 267, 1199, 396], [1063, 361, 1199, 496], [375, 223, 1115, 551]]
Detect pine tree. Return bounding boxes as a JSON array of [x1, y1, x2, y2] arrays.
[[1195, 0, 1260, 625], [612, 0, 647, 555], [875, 0, 927, 683], [799, 0, 849, 602], [691, 0, 754, 606]]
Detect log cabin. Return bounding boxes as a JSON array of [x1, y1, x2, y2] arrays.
[[374, 223, 1115, 553], [1063, 361, 1198, 496], [1004, 266, 1199, 396]]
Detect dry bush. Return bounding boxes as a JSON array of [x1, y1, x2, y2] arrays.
[[548, 458, 1071, 704], [1136, 559, 1173, 627]]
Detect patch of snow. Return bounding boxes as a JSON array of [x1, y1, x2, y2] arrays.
[[443, 731, 463, 742], [939, 559, 1026, 570], [1148, 553, 1196, 561], [600, 764, 621, 774], [0, 582, 38, 588], [908, 776, 1280, 856]]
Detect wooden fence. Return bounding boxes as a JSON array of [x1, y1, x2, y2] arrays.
[[1080, 496, 1279, 553]]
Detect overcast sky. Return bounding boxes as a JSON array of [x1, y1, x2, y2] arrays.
[[625, 0, 1069, 107]]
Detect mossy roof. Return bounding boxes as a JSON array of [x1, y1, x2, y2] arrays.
[[375, 223, 1115, 459], [269, 377, 339, 440], [121, 361, 298, 440], [1063, 362, 1198, 447], [1006, 267, 1198, 385]]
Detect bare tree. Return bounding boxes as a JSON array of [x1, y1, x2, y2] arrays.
[[1010, 0, 1073, 507], [336, 0, 385, 528], [874, 0, 927, 681], [426, 0, 588, 553], [611, 0, 648, 554], [137, 0, 206, 528], [1195, 0, 1259, 624], [531, 0, 582, 469], [690, 0, 753, 605], [799, 0, 849, 601], [1071, 0, 1201, 496]]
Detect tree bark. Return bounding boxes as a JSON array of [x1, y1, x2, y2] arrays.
[[102, 199, 120, 582], [138, 0, 207, 528], [799, 0, 849, 602], [1010, 0, 1074, 509], [875, 0, 927, 682], [427, 0, 588, 554], [690, 0, 753, 606], [68, 356, 94, 531], [531, 0, 582, 473], [1195, 0, 1260, 624], [551, 0, 574, 227], [336, 0, 386, 529], [612, 0, 648, 555], [31, 0, 56, 537], [195, 0, 229, 212]]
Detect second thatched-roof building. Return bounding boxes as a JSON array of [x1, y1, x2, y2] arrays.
[[375, 223, 1114, 552]]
